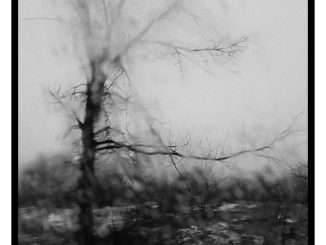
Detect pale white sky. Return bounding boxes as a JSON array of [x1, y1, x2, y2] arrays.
[[19, 0, 307, 169]]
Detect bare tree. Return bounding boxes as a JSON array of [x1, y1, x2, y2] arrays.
[[288, 160, 308, 181], [183, 165, 224, 214], [287, 160, 308, 205], [42, 1, 302, 244]]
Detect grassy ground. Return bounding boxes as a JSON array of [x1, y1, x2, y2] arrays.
[[18, 201, 308, 245]]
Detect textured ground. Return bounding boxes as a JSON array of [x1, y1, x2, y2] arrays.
[[18, 201, 308, 245]]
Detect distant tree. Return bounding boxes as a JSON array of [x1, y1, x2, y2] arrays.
[[184, 165, 224, 213], [18, 153, 78, 207], [288, 160, 308, 205]]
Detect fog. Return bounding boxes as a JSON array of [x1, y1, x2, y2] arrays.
[[19, 0, 307, 171]]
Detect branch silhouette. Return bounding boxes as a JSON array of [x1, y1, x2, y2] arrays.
[[95, 123, 297, 164]]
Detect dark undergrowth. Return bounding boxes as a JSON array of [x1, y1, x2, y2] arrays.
[[18, 155, 308, 244]]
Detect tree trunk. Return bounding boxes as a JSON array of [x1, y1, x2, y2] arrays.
[[75, 82, 97, 244], [75, 74, 105, 244]]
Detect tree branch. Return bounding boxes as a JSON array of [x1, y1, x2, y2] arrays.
[[156, 36, 248, 61], [115, 0, 180, 59], [49, 90, 84, 130], [95, 121, 299, 168]]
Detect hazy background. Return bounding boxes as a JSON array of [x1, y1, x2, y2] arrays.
[[19, 0, 307, 170]]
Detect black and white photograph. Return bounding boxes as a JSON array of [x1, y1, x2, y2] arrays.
[[18, 1, 309, 244]]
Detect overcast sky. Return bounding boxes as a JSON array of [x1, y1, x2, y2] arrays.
[[19, 0, 307, 169]]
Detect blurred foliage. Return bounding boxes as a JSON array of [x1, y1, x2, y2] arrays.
[[18, 153, 79, 208], [19, 153, 308, 209], [18, 153, 308, 244]]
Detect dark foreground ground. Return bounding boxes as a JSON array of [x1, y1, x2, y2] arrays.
[[18, 201, 308, 245]]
